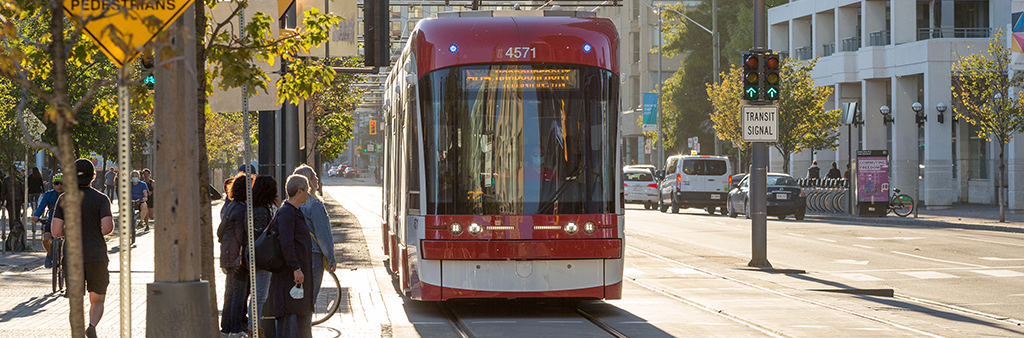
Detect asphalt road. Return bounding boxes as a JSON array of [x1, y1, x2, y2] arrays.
[[324, 177, 1024, 338]]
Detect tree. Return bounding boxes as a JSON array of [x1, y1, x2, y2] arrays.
[[706, 67, 751, 169], [660, 0, 788, 155], [950, 29, 1024, 222], [706, 58, 840, 174]]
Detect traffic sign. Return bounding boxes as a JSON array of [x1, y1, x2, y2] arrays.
[[63, 0, 197, 67], [741, 105, 779, 142]]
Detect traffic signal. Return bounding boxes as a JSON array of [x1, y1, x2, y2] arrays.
[[763, 52, 781, 101], [742, 51, 759, 101], [369, 120, 377, 135], [141, 52, 155, 90]]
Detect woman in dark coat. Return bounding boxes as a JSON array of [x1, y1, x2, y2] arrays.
[[218, 173, 250, 336], [27, 167, 44, 201], [271, 174, 314, 338]]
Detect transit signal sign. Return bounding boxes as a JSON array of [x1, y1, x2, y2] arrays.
[[63, 0, 196, 67], [741, 105, 779, 142]]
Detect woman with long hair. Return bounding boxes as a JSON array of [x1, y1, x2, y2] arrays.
[[248, 175, 278, 334], [218, 172, 250, 337]]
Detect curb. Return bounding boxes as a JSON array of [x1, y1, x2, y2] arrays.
[[806, 213, 1024, 233]]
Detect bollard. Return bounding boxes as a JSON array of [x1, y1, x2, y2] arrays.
[[914, 188, 919, 218]]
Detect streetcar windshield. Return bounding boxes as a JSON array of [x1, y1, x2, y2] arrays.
[[421, 64, 618, 215]]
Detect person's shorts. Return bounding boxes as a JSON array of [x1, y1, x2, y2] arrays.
[[67, 261, 110, 295], [41, 221, 51, 233], [146, 196, 154, 209]]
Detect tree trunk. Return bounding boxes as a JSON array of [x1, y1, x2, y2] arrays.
[[194, 5, 220, 336], [1000, 142, 1006, 222], [48, 5, 87, 337]]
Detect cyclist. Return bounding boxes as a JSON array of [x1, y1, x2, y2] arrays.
[[32, 173, 64, 268], [130, 170, 150, 229]]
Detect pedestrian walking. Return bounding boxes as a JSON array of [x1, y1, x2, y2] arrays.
[[27, 167, 44, 206], [806, 160, 820, 179], [104, 169, 116, 200], [51, 159, 114, 338], [292, 165, 336, 305], [142, 168, 154, 225], [271, 174, 314, 338]]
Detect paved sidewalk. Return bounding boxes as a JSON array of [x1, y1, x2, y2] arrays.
[[0, 194, 389, 337], [808, 202, 1024, 233]]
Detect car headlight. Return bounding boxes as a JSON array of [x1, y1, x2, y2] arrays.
[[449, 222, 463, 236], [468, 222, 483, 235], [564, 221, 579, 235], [583, 221, 596, 234]]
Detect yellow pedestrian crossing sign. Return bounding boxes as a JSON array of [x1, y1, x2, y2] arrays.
[[63, 0, 196, 67]]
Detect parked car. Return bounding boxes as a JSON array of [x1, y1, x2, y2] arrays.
[[727, 173, 806, 220], [624, 164, 659, 182], [658, 155, 731, 215], [623, 168, 659, 209], [328, 165, 340, 177], [344, 167, 357, 178]]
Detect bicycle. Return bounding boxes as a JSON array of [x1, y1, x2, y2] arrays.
[[887, 188, 914, 217], [52, 236, 64, 293], [311, 268, 341, 325]]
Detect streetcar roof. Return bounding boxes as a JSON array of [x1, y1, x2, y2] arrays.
[[407, 14, 619, 76]]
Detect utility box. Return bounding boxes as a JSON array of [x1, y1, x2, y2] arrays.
[[856, 150, 889, 217]]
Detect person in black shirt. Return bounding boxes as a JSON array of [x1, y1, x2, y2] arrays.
[[52, 159, 113, 338], [826, 162, 843, 179]]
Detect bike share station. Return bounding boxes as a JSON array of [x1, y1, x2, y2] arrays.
[[856, 150, 889, 217]]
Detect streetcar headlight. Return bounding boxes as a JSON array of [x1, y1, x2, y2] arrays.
[[583, 221, 596, 234], [449, 222, 463, 236], [564, 221, 579, 235], [468, 222, 483, 235]]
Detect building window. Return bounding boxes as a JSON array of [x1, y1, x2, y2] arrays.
[[633, 0, 640, 19], [631, 33, 640, 64], [955, 0, 989, 29], [410, 6, 423, 19], [968, 124, 988, 179], [631, 77, 641, 109]]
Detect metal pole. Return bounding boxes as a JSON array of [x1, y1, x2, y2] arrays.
[[848, 123, 854, 215], [657, 6, 663, 168], [116, 65, 132, 338], [240, 7, 259, 335], [712, 0, 721, 156], [748, 0, 771, 268]]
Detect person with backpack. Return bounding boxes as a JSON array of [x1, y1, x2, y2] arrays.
[[806, 160, 821, 179]]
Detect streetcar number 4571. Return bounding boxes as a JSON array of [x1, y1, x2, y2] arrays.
[[505, 47, 536, 59]]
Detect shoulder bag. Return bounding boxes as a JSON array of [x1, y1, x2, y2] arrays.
[[253, 212, 285, 272]]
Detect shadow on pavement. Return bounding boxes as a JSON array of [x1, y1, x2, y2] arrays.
[[0, 293, 61, 323]]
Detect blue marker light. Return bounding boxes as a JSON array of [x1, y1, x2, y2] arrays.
[[449, 44, 459, 53], [582, 43, 592, 53]]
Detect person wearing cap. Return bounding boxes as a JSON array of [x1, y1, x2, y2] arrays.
[[237, 163, 257, 175], [33, 173, 64, 268], [51, 159, 113, 338]]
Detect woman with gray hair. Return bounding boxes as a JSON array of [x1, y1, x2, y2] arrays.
[[271, 174, 314, 337], [292, 164, 337, 303]]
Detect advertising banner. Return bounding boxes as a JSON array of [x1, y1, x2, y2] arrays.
[[642, 93, 658, 131], [856, 150, 889, 203]]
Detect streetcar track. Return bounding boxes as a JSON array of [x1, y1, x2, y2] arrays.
[[439, 302, 476, 338], [573, 305, 632, 338], [626, 245, 948, 338]]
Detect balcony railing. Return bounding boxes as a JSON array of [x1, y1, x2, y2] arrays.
[[917, 27, 991, 40], [794, 46, 813, 60], [841, 36, 861, 52], [823, 42, 835, 57], [869, 30, 890, 46]]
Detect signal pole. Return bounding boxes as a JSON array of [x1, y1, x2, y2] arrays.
[[748, 0, 771, 268]]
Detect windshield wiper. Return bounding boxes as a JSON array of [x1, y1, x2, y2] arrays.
[[539, 162, 586, 214]]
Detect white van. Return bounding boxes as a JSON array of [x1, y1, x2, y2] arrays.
[[658, 155, 731, 214]]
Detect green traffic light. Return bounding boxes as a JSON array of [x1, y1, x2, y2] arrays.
[[144, 75, 155, 89], [766, 87, 779, 100], [745, 87, 758, 99]]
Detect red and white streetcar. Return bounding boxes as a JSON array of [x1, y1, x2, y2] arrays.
[[380, 8, 623, 301]]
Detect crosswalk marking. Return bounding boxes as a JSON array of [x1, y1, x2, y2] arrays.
[[899, 271, 958, 279], [972, 270, 1024, 277], [624, 268, 646, 275], [834, 273, 883, 281], [818, 238, 837, 243], [853, 244, 874, 249]]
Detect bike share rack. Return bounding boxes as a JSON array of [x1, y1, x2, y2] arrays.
[[798, 178, 850, 214]]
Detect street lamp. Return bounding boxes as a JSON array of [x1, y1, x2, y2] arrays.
[[880, 105, 893, 125], [912, 101, 926, 126], [936, 102, 947, 124]]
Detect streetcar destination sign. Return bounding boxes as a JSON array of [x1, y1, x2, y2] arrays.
[[741, 105, 779, 142]]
